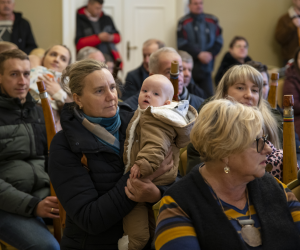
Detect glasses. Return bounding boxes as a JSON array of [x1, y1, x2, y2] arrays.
[[254, 135, 268, 153]]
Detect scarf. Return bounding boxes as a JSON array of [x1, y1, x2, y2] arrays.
[[74, 107, 121, 154]]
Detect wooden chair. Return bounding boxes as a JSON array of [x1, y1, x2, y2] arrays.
[[180, 148, 188, 176], [282, 95, 298, 184], [37, 81, 66, 242], [277, 78, 284, 108], [287, 179, 300, 201], [153, 200, 161, 224]]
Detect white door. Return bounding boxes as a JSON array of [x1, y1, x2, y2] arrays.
[[122, 0, 177, 78], [62, 0, 187, 80]]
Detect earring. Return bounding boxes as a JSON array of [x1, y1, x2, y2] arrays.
[[79, 106, 82, 110], [224, 165, 230, 174]]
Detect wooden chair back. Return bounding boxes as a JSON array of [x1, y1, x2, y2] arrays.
[[178, 147, 187, 176], [267, 73, 279, 109], [287, 179, 300, 201], [37, 81, 65, 242], [282, 95, 298, 184], [153, 200, 161, 224]]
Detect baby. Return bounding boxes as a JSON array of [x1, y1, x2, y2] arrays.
[[122, 74, 197, 250]]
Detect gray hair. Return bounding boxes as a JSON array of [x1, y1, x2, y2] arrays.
[[143, 39, 165, 49], [149, 47, 178, 74], [77, 46, 101, 61], [178, 50, 193, 65]]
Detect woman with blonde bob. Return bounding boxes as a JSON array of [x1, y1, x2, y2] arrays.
[[155, 99, 300, 250], [187, 65, 284, 178]]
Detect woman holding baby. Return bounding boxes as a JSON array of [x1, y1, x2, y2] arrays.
[[48, 59, 195, 250]]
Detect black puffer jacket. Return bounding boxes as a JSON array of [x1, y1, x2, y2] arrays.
[[49, 102, 140, 249], [0, 91, 48, 217]]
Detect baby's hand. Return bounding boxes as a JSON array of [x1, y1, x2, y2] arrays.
[[131, 164, 141, 179]]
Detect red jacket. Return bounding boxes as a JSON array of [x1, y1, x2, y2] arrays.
[[75, 7, 121, 64]]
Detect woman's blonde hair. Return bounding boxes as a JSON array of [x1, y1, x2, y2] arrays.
[[213, 64, 280, 149], [191, 99, 264, 162]]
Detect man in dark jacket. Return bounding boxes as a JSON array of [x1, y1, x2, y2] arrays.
[[178, 50, 206, 99], [122, 39, 165, 100], [0, 49, 59, 250], [0, 0, 37, 54], [215, 36, 252, 85], [75, 0, 121, 64], [177, 0, 223, 97], [124, 47, 204, 111]]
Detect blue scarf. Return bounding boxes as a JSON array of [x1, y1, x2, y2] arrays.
[[82, 107, 121, 154]]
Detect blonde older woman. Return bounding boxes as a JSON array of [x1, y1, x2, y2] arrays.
[[155, 99, 300, 250], [187, 65, 284, 179]]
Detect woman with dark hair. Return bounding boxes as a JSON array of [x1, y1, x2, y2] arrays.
[[283, 47, 300, 136], [215, 36, 252, 85]]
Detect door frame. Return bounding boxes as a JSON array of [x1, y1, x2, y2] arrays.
[[61, 0, 188, 73]]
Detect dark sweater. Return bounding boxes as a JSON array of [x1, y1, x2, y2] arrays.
[[166, 167, 300, 250], [11, 12, 37, 54]]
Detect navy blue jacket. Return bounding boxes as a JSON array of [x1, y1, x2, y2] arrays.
[[177, 13, 223, 75], [122, 64, 149, 101], [49, 103, 137, 249]]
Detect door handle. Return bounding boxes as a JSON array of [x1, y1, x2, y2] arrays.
[[127, 41, 137, 61]]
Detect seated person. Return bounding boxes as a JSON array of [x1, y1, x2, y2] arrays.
[[186, 65, 285, 180], [215, 36, 252, 85], [124, 47, 204, 111], [48, 59, 174, 250], [30, 45, 72, 131], [247, 60, 300, 165], [104, 53, 114, 74], [284, 47, 300, 136], [155, 99, 300, 250], [77, 46, 105, 62], [0, 41, 17, 53], [123, 75, 197, 250], [0, 49, 59, 250], [29, 48, 46, 68], [178, 50, 206, 98], [122, 39, 165, 100], [245, 61, 270, 100]]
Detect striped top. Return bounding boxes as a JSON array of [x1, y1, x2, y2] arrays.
[[155, 178, 300, 250]]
